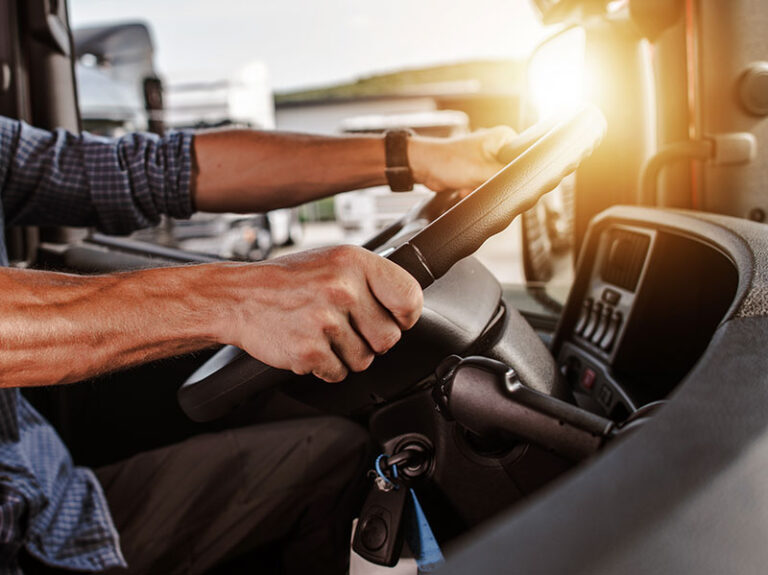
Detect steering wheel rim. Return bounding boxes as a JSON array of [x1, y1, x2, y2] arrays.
[[178, 105, 607, 422]]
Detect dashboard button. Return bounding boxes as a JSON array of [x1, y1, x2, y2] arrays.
[[602, 288, 621, 306], [560, 356, 581, 385], [599, 384, 613, 408], [592, 305, 614, 345], [599, 311, 624, 352], [580, 368, 597, 391], [575, 298, 593, 335], [583, 302, 603, 340]]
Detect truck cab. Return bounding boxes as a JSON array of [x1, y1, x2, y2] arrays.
[[2, 1, 768, 573]]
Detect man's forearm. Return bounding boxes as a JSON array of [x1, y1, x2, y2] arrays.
[[0, 244, 423, 387], [0, 265, 235, 387], [192, 130, 390, 212], [190, 126, 518, 213]]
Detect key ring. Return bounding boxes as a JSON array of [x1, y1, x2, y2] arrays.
[[375, 453, 399, 488]]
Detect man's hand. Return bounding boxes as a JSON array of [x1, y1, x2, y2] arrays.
[[409, 126, 518, 194], [220, 245, 423, 383]]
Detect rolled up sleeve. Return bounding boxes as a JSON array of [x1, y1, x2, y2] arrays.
[[0, 116, 194, 235]]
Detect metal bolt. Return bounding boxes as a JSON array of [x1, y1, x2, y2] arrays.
[[748, 208, 766, 222], [0, 63, 11, 93]]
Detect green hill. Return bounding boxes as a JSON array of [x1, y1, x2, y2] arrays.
[[275, 60, 525, 105]]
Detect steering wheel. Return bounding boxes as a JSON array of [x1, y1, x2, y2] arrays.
[[178, 105, 607, 422]]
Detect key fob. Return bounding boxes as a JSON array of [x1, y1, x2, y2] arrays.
[[353, 482, 408, 566]]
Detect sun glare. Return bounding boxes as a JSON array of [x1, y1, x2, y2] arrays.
[[528, 28, 588, 118]]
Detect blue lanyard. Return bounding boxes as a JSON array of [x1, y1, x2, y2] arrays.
[[373, 454, 445, 572]]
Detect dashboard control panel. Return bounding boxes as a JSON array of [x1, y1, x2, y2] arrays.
[[571, 225, 653, 362], [553, 214, 738, 421]]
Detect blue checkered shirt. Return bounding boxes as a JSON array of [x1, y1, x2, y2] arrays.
[[0, 116, 194, 572]]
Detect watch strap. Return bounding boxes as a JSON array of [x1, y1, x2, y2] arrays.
[[385, 129, 415, 192]]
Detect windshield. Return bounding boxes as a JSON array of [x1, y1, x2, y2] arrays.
[[70, 0, 580, 321], [70, 1, 549, 91]]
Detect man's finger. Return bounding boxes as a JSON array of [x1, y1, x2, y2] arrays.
[[311, 351, 349, 383], [364, 256, 423, 330], [349, 292, 404, 355], [495, 119, 559, 164], [326, 319, 376, 373]]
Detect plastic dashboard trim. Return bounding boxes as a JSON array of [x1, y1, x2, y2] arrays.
[[439, 206, 768, 575]]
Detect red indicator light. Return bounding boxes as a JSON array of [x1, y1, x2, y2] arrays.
[[580, 368, 597, 390]]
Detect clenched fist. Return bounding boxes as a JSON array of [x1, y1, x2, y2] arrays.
[[220, 245, 423, 382]]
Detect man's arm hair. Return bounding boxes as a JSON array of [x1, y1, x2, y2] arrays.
[[0, 264, 225, 387], [192, 130, 388, 212]]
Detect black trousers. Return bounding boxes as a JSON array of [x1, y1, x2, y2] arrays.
[[21, 416, 371, 575]]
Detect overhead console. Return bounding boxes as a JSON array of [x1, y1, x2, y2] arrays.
[[553, 207, 739, 420]]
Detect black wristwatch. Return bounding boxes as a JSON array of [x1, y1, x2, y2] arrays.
[[384, 129, 415, 192]]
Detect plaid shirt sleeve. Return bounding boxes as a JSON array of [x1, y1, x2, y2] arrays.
[[0, 116, 195, 234]]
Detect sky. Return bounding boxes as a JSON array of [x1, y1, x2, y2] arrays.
[[69, 0, 550, 91]]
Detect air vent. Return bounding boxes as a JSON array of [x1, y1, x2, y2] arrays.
[[600, 229, 650, 292]]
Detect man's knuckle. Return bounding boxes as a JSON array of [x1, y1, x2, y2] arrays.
[[407, 281, 424, 310], [315, 365, 348, 383], [321, 319, 343, 339], [324, 282, 356, 309], [372, 328, 401, 354], [392, 280, 422, 324], [297, 344, 324, 366], [328, 244, 360, 265], [291, 364, 311, 376], [349, 351, 375, 373], [291, 349, 315, 375], [308, 308, 333, 331]]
